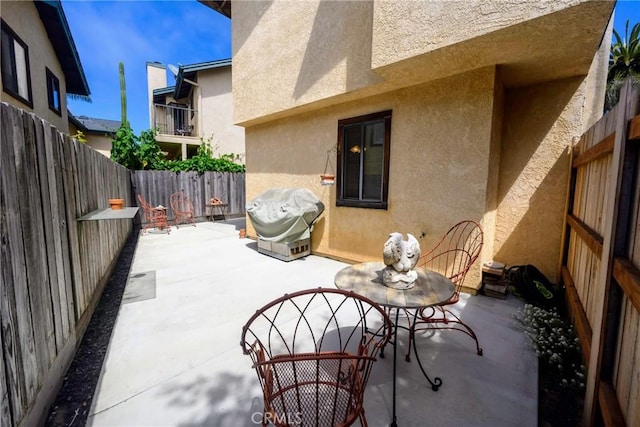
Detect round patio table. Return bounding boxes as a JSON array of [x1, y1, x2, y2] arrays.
[[334, 261, 455, 427]]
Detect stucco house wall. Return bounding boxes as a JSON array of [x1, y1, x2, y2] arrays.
[[246, 68, 497, 284], [68, 119, 112, 158], [232, 1, 612, 126], [83, 134, 112, 158], [147, 62, 167, 129], [0, 1, 69, 132], [198, 66, 245, 160], [494, 77, 586, 279], [68, 114, 120, 158], [231, 0, 614, 288], [233, 0, 380, 126], [370, 0, 577, 68]]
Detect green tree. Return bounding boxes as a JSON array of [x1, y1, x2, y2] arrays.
[[606, 20, 640, 110], [111, 62, 140, 168]]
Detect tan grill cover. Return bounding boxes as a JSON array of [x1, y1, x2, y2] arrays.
[[246, 188, 324, 243]]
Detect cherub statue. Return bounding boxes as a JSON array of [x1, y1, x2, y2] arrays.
[[382, 232, 421, 289]]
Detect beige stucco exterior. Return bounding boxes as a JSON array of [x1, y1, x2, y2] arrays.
[[247, 68, 496, 259], [231, 0, 614, 289], [0, 1, 69, 132], [84, 134, 113, 158], [147, 62, 167, 129], [369, 0, 610, 88], [68, 120, 115, 158], [198, 67, 245, 160]]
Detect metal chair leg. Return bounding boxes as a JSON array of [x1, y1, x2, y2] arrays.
[[412, 307, 483, 356]]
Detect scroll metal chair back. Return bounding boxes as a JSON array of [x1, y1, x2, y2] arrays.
[[414, 220, 484, 355], [137, 194, 170, 234], [241, 288, 393, 427], [169, 191, 196, 228]]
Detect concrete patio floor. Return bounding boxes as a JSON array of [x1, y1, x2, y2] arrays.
[[85, 219, 538, 427]]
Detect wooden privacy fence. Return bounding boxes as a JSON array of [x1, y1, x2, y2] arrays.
[[561, 80, 640, 426], [131, 170, 246, 222], [1, 103, 133, 427]]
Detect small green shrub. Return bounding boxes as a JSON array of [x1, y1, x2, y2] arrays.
[[136, 128, 163, 170], [110, 124, 140, 170]]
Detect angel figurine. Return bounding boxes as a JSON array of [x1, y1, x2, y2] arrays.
[[382, 232, 421, 289]]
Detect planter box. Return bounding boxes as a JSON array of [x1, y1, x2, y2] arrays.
[[257, 238, 310, 262]]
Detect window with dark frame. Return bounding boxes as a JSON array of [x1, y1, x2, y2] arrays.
[[1, 20, 33, 107], [336, 110, 391, 209], [46, 68, 61, 115]]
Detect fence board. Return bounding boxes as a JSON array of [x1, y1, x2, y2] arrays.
[[0, 318, 11, 426], [1, 108, 21, 425], [37, 118, 68, 354], [573, 132, 615, 168], [562, 266, 592, 358], [1, 104, 38, 422], [613, 298, 632, 416], [625, 303, 640, 423], [20, 112, 57, 382], [629, 115, 640, 141], [613, 258, 640, 312], [630, 157, 640, 265], [599, 380, 626, 426], [61, 137, 84, 321], [51, 132, 74, 339]]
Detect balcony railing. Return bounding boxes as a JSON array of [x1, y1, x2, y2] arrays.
[[153, 103, 198, 137]]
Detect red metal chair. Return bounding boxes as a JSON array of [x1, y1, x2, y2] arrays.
[[137, 194, 170, 234], [411, 220, 484, 357], [241, 288, 393, 427], [170, 191, 196, 228]]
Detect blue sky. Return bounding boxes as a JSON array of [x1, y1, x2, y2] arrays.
[[614, 0, 640, 39], [64, 0, 640, 136], [64, 0, 231, 135]]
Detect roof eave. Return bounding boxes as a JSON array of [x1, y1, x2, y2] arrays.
[[173, 59, 231, 99], [182, 59, 231, 73], [67, 110, 88, 131], [35, 0, 90, 97], [153, 86, 175, 104], [197, 0, 231, 18]]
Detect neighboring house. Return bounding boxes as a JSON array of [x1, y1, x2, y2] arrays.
[[203, 0, 615, 289], [1, 0, 90, 133], [68, 112, 120, 158], [146, 59, 245, 161]]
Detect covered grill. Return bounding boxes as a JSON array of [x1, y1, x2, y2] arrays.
[[246, 188, 325, 261]]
